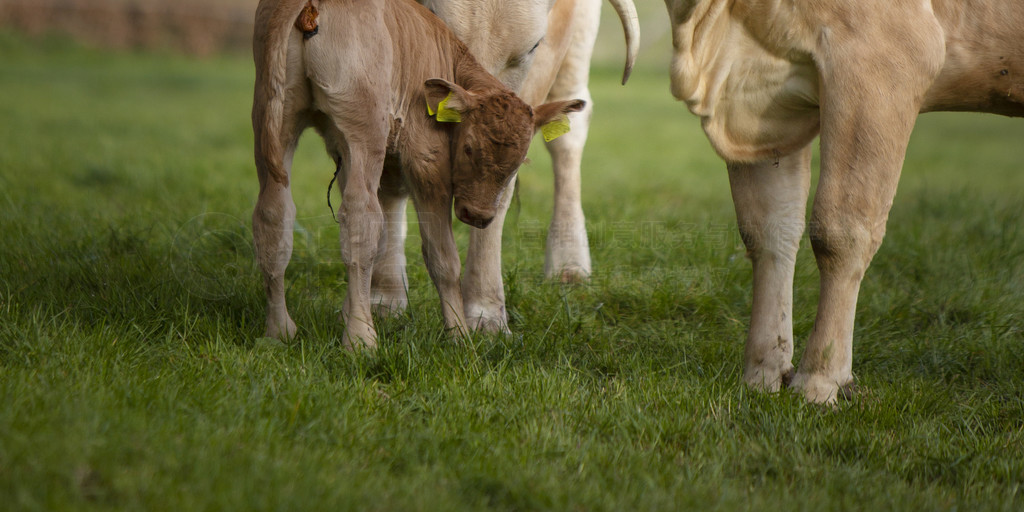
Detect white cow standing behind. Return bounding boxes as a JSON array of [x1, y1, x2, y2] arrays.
[[662, 0, 1024, 403], [370, 0, 640, 332]]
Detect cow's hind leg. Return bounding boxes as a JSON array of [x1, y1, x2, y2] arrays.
[[728, 145, 812, 391]]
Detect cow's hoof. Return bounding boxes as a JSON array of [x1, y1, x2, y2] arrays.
[[464, 303, 510, 334], [556, 267, 590, 285], [544, 232, 591, 284], [264, 315, 297, 341], [743, 366, 795, 393], [544, 261, 590, 284], [838, 380, 859, 401], [788, 372, 855, 405], [465, 313, 510, 335]]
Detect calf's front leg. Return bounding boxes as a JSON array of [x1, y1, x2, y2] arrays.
[[414, 191, 469, 337], [523, 0, 599, 284], [461, 177, 515, 334]]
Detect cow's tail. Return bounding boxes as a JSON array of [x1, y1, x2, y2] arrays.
[[252, 0, 314, 187], [607, 0, 640, 85]]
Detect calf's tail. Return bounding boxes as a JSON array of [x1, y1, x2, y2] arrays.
[[252, 0, 317, 186]]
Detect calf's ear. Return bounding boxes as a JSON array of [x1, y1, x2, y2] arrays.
[[533, 99, 586, 142], [424, 79, 474, 123]]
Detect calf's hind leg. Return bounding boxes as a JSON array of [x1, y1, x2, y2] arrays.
[[253, 118, 304, 340], [254, 178, 298, 340], [728, 145, 812, 391], [316, 107, 389, 348], [332, 144, 387, 349]]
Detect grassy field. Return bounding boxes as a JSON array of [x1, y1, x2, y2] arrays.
[[1, 31, 1023, 511]]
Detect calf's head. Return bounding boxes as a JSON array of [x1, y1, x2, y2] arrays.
[[425, 78, 585, 229]]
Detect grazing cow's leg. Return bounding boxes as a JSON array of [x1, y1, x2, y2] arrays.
[[414, 188, 469, 337], [461, 179, 514, 333], [728, 145, 812, 392], [371, 193, 410, 316], [792, 22, 943, 403], [542, 86, 593, 284], [535, 0, 599, 284]]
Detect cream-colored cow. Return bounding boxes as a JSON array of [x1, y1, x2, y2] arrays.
[[368, 0, 639, 333], [663, 0, 1023, 402]]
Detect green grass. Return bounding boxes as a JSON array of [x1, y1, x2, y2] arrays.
[[1, 31, 1023, 511]]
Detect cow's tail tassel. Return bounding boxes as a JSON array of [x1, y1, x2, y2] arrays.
[[295, 1, 319, 39]]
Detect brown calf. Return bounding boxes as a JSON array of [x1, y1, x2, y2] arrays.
[[252, 0, 583, 347]]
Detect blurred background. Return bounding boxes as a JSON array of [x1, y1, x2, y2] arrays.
[[0, 0, 254, 55], [0, 0, 675, 69]]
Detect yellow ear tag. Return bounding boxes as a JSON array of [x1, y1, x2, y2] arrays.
[[541, 116, 570, 142], [435, 92, 462, 123]]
